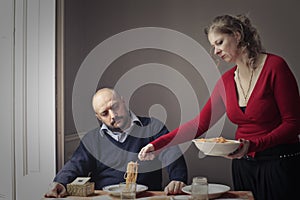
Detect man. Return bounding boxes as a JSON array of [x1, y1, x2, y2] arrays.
[[45, 88, 187, 198]]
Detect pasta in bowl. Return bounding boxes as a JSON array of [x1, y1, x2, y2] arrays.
[[193, 137, 241, 156]]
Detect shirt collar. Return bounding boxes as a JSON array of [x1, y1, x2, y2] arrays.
[[130, 112, 142, 127]]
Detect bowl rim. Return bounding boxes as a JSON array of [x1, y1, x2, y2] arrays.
[[192, 138, 241, 156], [192, 138, 241, 144]]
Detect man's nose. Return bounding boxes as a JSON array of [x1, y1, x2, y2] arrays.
[[109, 109, 117, 118]]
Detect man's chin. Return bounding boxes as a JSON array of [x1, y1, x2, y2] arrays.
[[109, 123, 124, 132], [110, 127, 123, 132]]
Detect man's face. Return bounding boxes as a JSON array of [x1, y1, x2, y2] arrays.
[[94, 92, 131, 132]]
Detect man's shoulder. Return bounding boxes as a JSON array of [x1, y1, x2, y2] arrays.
[[137, 116, 164, 126], [79, 127, 105, 152], [81, 127, 101, 141], [135, 116, 168, 138]]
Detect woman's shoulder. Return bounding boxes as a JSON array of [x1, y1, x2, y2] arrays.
[[264, 53, 289, 72], [265, 53, 287, 65]]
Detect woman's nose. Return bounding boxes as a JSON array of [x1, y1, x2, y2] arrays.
[[214, 47, 221, 55]]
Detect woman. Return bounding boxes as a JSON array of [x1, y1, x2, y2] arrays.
[[138, 14, 300, 200]]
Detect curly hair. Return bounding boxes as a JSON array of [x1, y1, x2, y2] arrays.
[[204, 14, 265, 68]]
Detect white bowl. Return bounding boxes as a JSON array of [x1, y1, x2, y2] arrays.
[[193, 138, 240, 156], [182, 183, 230, 199]]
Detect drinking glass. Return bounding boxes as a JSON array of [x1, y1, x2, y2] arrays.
[[191, 176, 208, 200], [120, 182, 137, 200]]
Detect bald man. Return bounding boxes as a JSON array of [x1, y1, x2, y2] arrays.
[[45, 88, 187, 198]]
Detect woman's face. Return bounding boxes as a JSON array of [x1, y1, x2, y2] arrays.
[[208, 30, 241, 63]]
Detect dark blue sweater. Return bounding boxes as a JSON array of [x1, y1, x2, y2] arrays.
[[54, 117, 187, 190]]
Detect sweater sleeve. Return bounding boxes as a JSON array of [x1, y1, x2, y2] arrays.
[[54, 141, 96, 186], [163, 150, 188, 183], [152, 120, 188, 183], [151, 78, 227, 151], [248, 57, 300, 152]]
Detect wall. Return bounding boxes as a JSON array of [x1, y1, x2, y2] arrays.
[[62, 0, 300, 188]]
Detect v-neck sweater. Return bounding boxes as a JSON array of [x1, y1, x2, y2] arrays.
[[54, 117, 187, 190], [151, 53, 300, 157]]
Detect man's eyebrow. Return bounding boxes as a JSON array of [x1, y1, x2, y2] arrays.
[[98, 107, 108, 114]]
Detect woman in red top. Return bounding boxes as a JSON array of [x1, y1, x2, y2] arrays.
[[138, 14, 300, 200]]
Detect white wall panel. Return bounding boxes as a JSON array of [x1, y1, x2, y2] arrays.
[[14, 0, 56, 199], [26, 0, 40, 173]]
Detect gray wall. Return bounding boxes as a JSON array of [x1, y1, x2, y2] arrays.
[[63, 0, 300, 188]]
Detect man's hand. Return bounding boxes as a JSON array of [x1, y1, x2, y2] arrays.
[[164, 181, 186, 195], [44, 182, 68, 198], [138, 144, 156, 161]]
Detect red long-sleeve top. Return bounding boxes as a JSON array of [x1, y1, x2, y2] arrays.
[[151, 53, 300, 156]]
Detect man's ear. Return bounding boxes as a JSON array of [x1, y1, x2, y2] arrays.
[[95, 114, 103, 126], [97, 119, 102, 126], [95, 113, 101, 121]]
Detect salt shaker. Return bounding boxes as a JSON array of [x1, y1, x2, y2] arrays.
[[191, 176, 208, 200]]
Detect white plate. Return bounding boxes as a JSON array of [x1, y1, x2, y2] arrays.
[[138, 196, 190, 200], [171, 195, 191, 200], [103, 184, 148, 196], [182, 183, 230, 199], [137, 196, 172, 200]]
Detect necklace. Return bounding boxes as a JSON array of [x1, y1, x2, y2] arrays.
[[237, 68, 254, 104]]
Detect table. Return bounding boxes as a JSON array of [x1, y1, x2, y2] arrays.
[[42, 190, 254, 199]]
